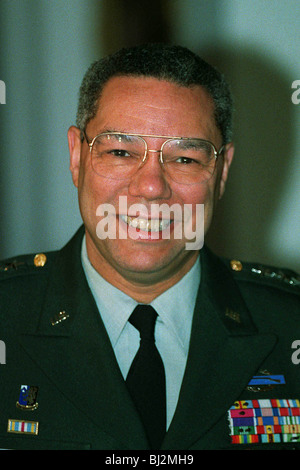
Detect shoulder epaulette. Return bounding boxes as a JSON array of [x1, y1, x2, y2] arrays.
[[0, 252, 50, 280], [226, 258, 300, 292]]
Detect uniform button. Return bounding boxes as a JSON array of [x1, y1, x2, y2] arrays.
[[230, 259, 243, 271], [34, 253, 47, 267]]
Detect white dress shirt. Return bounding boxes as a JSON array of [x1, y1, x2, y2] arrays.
[[81, 237, 200, 429]]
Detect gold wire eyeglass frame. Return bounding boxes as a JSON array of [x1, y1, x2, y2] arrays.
[[83, 130, 225, 182]]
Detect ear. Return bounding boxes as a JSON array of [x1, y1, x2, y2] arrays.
[[218, 142, 234, 199], [68, 126, 82, 188]]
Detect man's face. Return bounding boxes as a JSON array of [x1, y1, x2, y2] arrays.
[[68, 76, 233, 288]]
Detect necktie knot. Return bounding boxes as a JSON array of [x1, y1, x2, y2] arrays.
[[129, 305, 157, 341]]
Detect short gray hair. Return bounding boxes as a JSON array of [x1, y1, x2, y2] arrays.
[[76, 43, 233, 144]]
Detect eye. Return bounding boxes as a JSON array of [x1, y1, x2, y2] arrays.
[[109, 149, 131, 158], [175, 156, 198, 164]]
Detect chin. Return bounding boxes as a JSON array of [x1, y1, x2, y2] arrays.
[[115, 254, 172, 276]]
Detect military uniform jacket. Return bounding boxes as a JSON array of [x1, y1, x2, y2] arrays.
[[0, 226, 299, 450]]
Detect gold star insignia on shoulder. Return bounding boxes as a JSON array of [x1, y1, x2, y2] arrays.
[[251, 266, 300, 287]]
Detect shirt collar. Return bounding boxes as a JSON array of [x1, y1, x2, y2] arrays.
[[81, 236, 200, 353], [151, 260, 200, 354]]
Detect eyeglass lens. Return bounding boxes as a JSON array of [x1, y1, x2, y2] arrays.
[[90, 133, 216, 184]]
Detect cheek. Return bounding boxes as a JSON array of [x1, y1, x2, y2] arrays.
[[182, 182, 216, 235], [78, 171, 99, 217], [181, 182, 215, 208], [77, 168, 105, 225], [78, 167, 127, 225]]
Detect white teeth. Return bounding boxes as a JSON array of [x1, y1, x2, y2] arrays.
[[120, 215, 170, 232]]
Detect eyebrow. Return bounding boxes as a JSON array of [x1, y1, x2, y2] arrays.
[[175, 139, 211, 150], [94, 129, 211, 144], [96, 129, 189, 140], [97, 127, 123, 134], [97, 130, 139, 143]]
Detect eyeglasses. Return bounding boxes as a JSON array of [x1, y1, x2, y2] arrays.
[[84, 131, 224, 185]]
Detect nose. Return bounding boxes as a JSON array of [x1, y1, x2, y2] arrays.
[[128, 150, 172, 200]]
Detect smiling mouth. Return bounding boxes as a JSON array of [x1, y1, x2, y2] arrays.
[[120, 215, 172, 232]]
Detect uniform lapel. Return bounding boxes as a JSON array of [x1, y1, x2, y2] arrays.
[[163, 246, 277, 450], [19, 227, 149, 449]]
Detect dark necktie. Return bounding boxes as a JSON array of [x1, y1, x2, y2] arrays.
[[126, 304, 166, 449]]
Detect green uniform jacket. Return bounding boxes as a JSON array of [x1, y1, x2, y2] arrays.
[[0, 226, 299, 450]]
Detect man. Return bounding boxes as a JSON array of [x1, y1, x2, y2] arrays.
[[0, 44, 299, 450]]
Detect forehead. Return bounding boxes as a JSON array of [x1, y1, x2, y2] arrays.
[[91, 75, 219, 142]]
